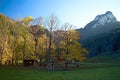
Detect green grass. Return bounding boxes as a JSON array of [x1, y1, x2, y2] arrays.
[[0, 63, 120, 80], [88, 51, 120, 63]]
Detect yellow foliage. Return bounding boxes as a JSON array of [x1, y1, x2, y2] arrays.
[[20, 16, 33, 26], [59, 29, 88, 62]]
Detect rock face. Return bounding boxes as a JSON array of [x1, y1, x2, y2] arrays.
[[78, 11, 120, 43], [91, 11, 117, 29]]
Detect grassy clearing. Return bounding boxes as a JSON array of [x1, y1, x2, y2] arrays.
[[88, 51, 120, 63], [0, 63, 120, 80]]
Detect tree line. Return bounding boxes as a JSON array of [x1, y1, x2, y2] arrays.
[[0, 14, 88, 70]]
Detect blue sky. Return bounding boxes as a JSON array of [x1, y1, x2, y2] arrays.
[[0, 0, 120, 28]]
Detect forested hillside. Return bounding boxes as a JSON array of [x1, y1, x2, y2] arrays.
[[82, 28, 120, 57], [78, 11, 120, 61]]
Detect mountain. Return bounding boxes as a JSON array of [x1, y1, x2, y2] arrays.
[[85, 11, 117, 29], [78, 11, 120, 43], [78, 11, 120, 59]]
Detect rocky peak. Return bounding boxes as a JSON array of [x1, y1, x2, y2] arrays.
[[94, 11, 116, 22], [84, 11, 117, 29], [79, 11, 120, 44], [92, 11, 117, 28]]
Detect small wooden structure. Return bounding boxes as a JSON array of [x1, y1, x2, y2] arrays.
[[58, 56, 65, 63], [24, 60, 34, 66]]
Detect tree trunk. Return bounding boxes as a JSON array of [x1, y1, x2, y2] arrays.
[[48, 62, 54, 71], [75, 61, 79, 68], [0, 54, 2, 66], [34, 37, 38, 57], [39, 58, 42, 66], [47, 32, 52, 63], [0, 48, 4, 66], [11, 51, 14, 65], [65, 62, 68, 70], [23, 38, 26, 66]]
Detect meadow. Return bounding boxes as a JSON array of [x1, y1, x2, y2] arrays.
[[0, 63, 120, 80]]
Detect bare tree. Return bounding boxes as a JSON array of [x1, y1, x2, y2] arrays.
[[46, 14, 59, 70]]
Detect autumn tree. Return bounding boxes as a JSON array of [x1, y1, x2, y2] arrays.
[[0, 16, 5, 65], [19, 16, 33, 64], [6, 23, 22, 66], [0, 14, 15, 65], [59, 23, 88, 70], [29, 17, 46, 65]]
